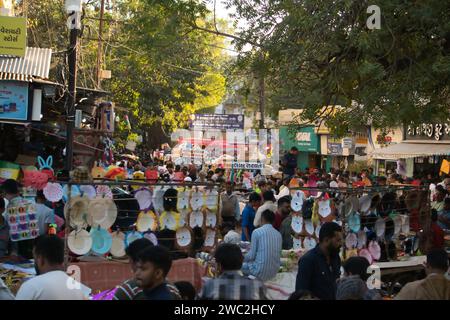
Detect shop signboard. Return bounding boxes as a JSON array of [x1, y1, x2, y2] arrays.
[[0, 81, 29, 121], [0, 16, 26, 57], [231, 162, 264, 170], [405, 123, 450, 141], [280, 126, 319, 152], [327, 143, 343, 155], [189, 114, 244, 130], [341, 137, 353, 149]]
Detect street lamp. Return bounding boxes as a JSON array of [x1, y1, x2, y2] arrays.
[[65, 0, 83, 12]]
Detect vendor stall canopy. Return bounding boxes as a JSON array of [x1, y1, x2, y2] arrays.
[[372, 142, 450, 160], [0, 47, 52, 81]]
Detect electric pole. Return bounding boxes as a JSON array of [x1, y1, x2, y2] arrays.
[[65, 5, 82, 171], [96, 0, 105, 88], [258, 52, 265, 129]]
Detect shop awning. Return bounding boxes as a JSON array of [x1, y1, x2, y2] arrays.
[[0, 47, 52, 81], [371, 142, 450, 159]]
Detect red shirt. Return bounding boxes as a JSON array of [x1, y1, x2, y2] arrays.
[[412, 180, 421, 186], [273, 211, 287, 230], [431, 222, 445, 249], [145, 169, 159, 183], [353, 181, 365, 188]]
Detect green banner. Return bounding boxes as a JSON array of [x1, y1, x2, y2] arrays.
[[0, 16, 26, 57], [280, 126, 320, 152]]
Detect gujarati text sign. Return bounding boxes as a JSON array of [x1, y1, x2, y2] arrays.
[[0, 16, 26, 57]]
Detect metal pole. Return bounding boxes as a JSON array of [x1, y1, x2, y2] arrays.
[[96, 0, 105, 88], [65, 12, 80, 171], [259, 74, 265, 129], [64, 182, 72, 270]]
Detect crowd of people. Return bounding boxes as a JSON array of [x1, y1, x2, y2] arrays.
[[1, 151, 449, 300]]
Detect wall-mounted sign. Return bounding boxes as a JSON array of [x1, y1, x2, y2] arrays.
[[296, 132, 311, 142], [341, 137, 353, 149], [231, 162, 264, 170], [406, 123, 450, 141], [0, 16, 26, 57], [189, 114, 244, 130], [280, 126, 319, 152], [327, 143, 343, 155], [0, 81, 29, 121]]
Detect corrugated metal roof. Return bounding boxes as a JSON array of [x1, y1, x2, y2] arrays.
[[0, 47, 52, 81]]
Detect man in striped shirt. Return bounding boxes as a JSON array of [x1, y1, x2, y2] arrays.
[[200, 243, 267, 300], [242, 210, 282, 281], [113, 238, 180, 300]]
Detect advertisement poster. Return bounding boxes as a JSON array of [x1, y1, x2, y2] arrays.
[[327, 142, 343, 155], [0, 16, 26, 57], [189, 114, 244, 130], [0, 81, 29, 120]]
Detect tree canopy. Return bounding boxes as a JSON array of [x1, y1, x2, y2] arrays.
[[19, 0, 230, 149], [223, 0, 450, 135]]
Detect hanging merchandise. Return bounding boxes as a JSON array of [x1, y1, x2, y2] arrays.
[[290, 190, 304, 212], [291, 214, 303, 234], [368, 240, 381, 261], [110, 231, 126, 258], [37, 156, 55, 181], [90, 227, 113, 255], [136, 210, 158, 232], [345, 233, 358, 250], [203, 228, 217, 252], [135, 188, 153, 210], [152, 186, 166, 213], [0, 161, 20, 180], [79, 185, 97, 200], [64, 196, 89, 228], [348, 212, 361, 233], [190, 190, 204, 211], [205, 210, 217, 228], [87, 198, 117, 229], [357, 230, 367, 249], [304, 219, 314, 236], [303, 237, 317, 251], [6, 199, 39, 241], [176, 226, 193, 250], [96, 185, 113, 199], [176, 188, 190, 211], [91, 161, 106, 180], [189, 210, 204, 229], [63, 184, 81, 202], [125, 231, 143, 247], [159, 211, 179, 231], [204, 189, 219, 211], [68, 229, 92, 256], [359, 248, 373, 264], [22, 168, 48, 190], [43, 182, 64, 203], [102, 137, 115, 165], [293, 237, 302, 250], [143, 232, 158, 246]]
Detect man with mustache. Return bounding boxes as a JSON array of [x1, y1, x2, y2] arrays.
[[295, 222, 343, 300]]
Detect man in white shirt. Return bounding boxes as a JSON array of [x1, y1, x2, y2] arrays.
[[253, 191, 278, 228], [275, 177, 291, 200], [15, 235, 90, 300]]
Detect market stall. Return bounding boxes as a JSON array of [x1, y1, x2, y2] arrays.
[[281, 185, 433, 298], [0, 160, 222, 298]]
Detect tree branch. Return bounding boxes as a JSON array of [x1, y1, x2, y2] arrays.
[[190, 21, 263, 48]]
